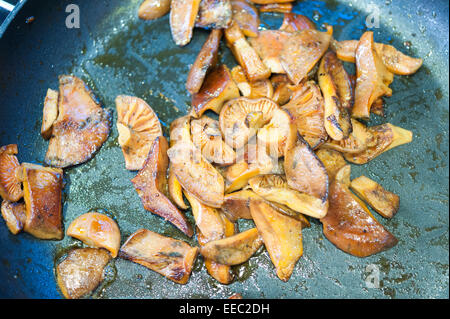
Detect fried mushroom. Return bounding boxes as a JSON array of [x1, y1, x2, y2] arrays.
[[195, 0, 232, 29], [170, 0, 202, 46], [0, 144, 23, 202], [138, 0, 171, 20], [230, 0, 260, 37], [1, 200, 26, 235], [41, 89, 59, 140]]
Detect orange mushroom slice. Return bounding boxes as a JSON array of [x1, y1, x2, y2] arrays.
[[138, 0, 171, 20], [1, 200, 26, 235], [191, 115, 236, 165], [335, 40, 423, 75], [257, 108, 294, 157], [353, 31, 394, 120], [41, 88, 59, 140], [186, 29, 222, 95], [67, 212, 121, 258], [222, 189, 260, 221], [230, 0, 260, 38], [282, 81, 328, 149], [279, 12, 316, 31], [271, 74, 293, 106], [45, 75, 111, 168], [249, 199, 303, 282], [321, 166, 398, 257], [315, 148, 347, 182], [116, 95, 163, 171], [119, 229, 199, 284], [259, 3, 292, 13], [225, 21, 271, 82], [0, 144, 23, 202], [167, 141, 225, 208], [170, 0, 201, 46], [131, 136, 193, 237], [196, 0, 232, 29], [191, 64, 240, 118], [318, 51, 353, 141], [279, 28, 332, 85], [231, 65, 274, 99], [22, 163, 64, 240]]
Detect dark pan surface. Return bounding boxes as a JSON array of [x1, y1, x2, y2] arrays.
[[0, 0, 448, 298]]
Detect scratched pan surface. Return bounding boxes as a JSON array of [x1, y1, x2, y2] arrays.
[[0, 0, 448, 298]]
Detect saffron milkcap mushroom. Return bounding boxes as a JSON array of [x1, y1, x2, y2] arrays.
[[138, 0, 171, 20], [231, 65, 274, 99], [0, 144, 23, 202]]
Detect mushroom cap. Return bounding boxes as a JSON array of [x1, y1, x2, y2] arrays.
[[257, 108, 293, 157], [220, 97, 279, 149], [138, 0, 171, 20], [279, 13, 316, 32], [231, 66, 274, 99], [230, 0, 260, 38], [116, 95, 163, 171], [0, 144, 23, 202], [67, 212, 121, 258], [191, 116, 236, 165]]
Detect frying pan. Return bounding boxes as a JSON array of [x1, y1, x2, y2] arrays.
[[0, 0, 448, 299]]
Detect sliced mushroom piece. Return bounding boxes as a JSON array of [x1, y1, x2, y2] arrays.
[[191, 116, 236, 165], [279, 28, 332, 85], [279, 12, 316, 31], [220, 97, 278, 149], [195, 0, 232, 29], [230, 0, 260, 37], [257, 109, 293, 158], [167, 141, 224, 208], [41, 88, 59, 140], [191, 65, 240, 118], [138, 0, 171, 20], [353, 32, 394, 120], [119, 229, 199, 284], [282, 81, 328, 149], [231, 66, 274, 99], [315, 148, 347, 182], [321, 166, 398, 257], [344, 123, 412, 164], [371, 98, 385, 117], [56, 248, 111, 299], [248, 174, 328, 219], [248, 30, 291, 74], [350, 176, 399, 219], [249, 199, 303, 282], [131, 136, 193, 237], [67, 212, 121, 258], [1, 200, 26, 235], [168, 166, 188, 210], [22, 163, 63, 240], [170, 0, 202, 46], [45, 75, 111, 168], [271, 74, 293, 106], [186, 29, 222, 95], [225, 22, 271, 82], [116, 95, 163, 170], [0, 144, 23, 202], [335, 40, 423, 75], [259, 3, 292, 13], [318, 51, 353, 141], [199, 228, 263, 265], [222, 189, 261, 221], [284, 134, 329, 202]]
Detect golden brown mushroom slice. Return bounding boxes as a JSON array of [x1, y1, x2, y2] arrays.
[[248, 174, 328, 219], [116, 95, 163, 170], [271, 74, 293, 106], [249, 199, 303, 282], [170, 0, 201, 46], [344, 123, 412, 164], [195, 0, 232, 29], [335, 40, 423, 75], [225, 22, 271, 82], [41, 88, 59, 140], [279, 12, 316, 32], [167, 141, 225, 208], [138, 0, 171, 20], [321, 166, 398, 257], [259, 3, 292, 13], [230, 0, 260, 38], [350, 176, 400, 219], [220, 97, 278, 149], [282, 81, 328, 149], [45, 75, 111, 168], [67, 212, 121, 258], [257, 108, 293, 157], [371, 98, 385, 117], [191, 116, 236, 165], [248, 30, 291, 74], [231, 65, 274, 99], [22, 163, 63, 240], [0, 144, 23, 202], [119, 229, 199, 284], [199, 228, 263, 265], [280, 28, 332, 85], [318, 51, 353, 141], [131, 136, 193, 236], [284, 134, 329, 202], [1, 200, 26, 235], [56, 248, 111, 299], [353, 32, 394, 120], [315, 148, 347, 182], [191, 65, 240, 118], [222, 189, 260, 221], [186, 29, 222, 95]]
